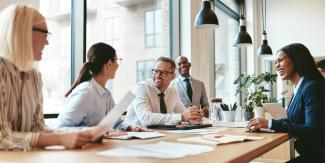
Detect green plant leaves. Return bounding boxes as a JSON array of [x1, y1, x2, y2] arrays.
[[234, 72, 277, 107]]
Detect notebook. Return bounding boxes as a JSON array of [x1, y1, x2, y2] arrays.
[[177, 134, 264, 146]]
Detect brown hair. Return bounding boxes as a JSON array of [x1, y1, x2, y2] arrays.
[[65, 42, 116, 97]]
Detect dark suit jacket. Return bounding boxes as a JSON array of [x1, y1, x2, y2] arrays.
[[271, 78, 324, 157]]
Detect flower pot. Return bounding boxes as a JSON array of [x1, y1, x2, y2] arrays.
[[254, 106, 265, 119], [222, 111, 236, 122], [243, 111, 254, 121]]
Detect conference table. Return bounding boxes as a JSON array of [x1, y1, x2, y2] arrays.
[[0, 127, 289, 163]]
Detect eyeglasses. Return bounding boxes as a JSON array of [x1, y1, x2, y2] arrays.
[[33, 28, 51, 41], [152, 69, 174, 77], [114, 58, 123, 65]]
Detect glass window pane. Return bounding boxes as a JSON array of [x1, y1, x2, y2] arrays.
[[155, 10, 162, 33], [38, 0, 72, 114], [145, 11, 154, 34], [87, 0, 170, 101], [214, 8, 240, 104], [146, 35, 154, 47]]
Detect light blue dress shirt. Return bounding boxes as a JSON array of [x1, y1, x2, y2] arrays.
[[57, 78, 115, 130]]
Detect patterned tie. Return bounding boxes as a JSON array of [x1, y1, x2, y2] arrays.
[[158, 92, 167, 114], [184, 78, 193, 102]]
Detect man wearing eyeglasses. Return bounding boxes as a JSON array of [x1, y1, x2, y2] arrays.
[[125, 57, 203, 127], [171, 56, 209, 117]]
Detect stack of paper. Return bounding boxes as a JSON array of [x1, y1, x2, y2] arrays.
[[177, 134, 264, 146], [108, 132, 165, 140], [97, 141, 214, 159]]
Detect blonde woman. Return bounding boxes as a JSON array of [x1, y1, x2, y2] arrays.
[[0, 4, 93, 151]]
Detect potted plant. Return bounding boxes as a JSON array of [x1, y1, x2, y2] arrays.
[[234, 72, 277, 119], [243, 102, 254, 121]]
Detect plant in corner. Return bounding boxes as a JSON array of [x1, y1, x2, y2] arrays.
[[233, 72, 277, 120]]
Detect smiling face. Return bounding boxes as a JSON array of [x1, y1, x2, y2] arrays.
[[32, 22, 49, 61], [176, 56, 191, 78], [152, 61, 176, 92], [275, 51, 298, 81]]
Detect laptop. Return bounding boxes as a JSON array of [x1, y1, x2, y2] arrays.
[[262, 103, 287, 120], [91, 91, 135, 141]]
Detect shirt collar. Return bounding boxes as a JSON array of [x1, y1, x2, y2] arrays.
[[91, 78, 110, 97], [151, 79, 169, 95], [293, 76, 304, 95], [179, 75, 192, 81]]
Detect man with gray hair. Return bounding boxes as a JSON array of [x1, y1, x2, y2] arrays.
[[171, 56, 209, 117], [125, 57, 203, 127]]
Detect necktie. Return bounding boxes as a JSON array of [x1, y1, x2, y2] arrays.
[[184, 78, 193, 102], [158, 92, 167, 114]]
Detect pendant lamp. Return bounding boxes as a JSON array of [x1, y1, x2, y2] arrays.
[[233, 0, 252, 47], [258, 0, 272, 55], [194, 0, 219, 30]]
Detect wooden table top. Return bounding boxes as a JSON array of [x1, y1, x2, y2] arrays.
[[0, 127, 289, 163]]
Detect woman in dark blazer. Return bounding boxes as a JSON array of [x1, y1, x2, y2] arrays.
[[247, 43, 324, 162]]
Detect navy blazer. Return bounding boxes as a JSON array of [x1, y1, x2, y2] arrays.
[[271, 78, 324, 156]]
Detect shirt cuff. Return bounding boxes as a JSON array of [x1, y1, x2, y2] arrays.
[[268, 119, 272, 129], [172, 113, 182, 122]]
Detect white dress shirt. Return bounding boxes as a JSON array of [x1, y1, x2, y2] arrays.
[[125, 79, 186, 127], [57, 78, 115, 130]]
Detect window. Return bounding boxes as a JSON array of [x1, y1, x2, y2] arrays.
[[214, 7, 240, 104], [87, 0, 171, 100], [106, 0, 118, 9], [105, 17, 119, 49], [137, 60, 155, 82], [145, 9, 162, 48], [38, 0, 72, 114]]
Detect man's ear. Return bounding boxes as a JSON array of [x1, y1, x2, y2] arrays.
[[189, 62, 191, 67], [171, 73, 176, 80]]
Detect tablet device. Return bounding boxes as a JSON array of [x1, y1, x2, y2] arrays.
[[262, 103, 287, 120]]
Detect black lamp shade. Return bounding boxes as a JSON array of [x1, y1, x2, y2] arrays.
[[233, 17, 252, 47], [258, 32, 273, 55], [194, 1, 219, 30]]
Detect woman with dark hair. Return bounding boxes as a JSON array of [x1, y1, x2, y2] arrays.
[[247, 43, 324, 162], [57, 42, 145, 132]]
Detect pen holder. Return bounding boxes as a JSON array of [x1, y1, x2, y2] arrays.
[[222, 111, 236, 122]]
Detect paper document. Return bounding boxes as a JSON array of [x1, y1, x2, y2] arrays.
[[92, 91, 135, 141], [263, 103, 287, 120], [108, 132, 165, 140], [97, 141, 214, 159], [178, 134, 263, 146], [213, 121, 247, 128], [168, 128, 227, 135]]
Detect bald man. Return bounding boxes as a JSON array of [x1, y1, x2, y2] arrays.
[[171, 56, 209, 117]]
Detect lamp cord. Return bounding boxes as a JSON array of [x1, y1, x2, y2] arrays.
[[261, 0, 266, 32]]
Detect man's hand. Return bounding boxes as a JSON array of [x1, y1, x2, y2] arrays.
[[181, 105, 203, 122]]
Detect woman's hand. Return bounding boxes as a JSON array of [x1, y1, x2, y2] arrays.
[[246, 118, 269, 130], [127, 125, 152, 132], [58, 130, 93, 149]]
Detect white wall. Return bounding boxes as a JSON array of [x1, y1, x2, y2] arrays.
[[267, 0, 325, 56]]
